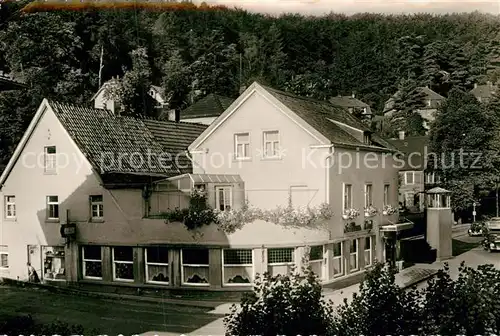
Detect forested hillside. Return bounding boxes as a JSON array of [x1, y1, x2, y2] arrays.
[[1, 1, 500, 165]]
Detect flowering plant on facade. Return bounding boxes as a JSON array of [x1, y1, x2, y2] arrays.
[[342, 208, 360, 220], [382, 205, 397, 216], [364, 205, 378, 217], [260, 202, 334, 229], [214, 201, 262, 234]]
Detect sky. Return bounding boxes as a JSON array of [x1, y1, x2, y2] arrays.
[[203, 0, 500, 15]]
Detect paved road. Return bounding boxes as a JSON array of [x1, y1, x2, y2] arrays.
[[0, 286, 223, 335]]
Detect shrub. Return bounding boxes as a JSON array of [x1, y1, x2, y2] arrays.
[[225, 260, 500, 336], [224, 267, 335, 336], [0, 315, 87, 336]]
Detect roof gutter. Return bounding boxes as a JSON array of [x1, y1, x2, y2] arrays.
[[324, 144, 335, 204]]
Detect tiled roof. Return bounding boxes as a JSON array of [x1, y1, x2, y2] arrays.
[[143, 119, 208, 173], [262, 85, 393, 151], [470, 83, 498, 98], [329, 96, 370, 109], [181, 93, 234, 119], [387, 136, 429, 171], [49, 100, 181, 177]]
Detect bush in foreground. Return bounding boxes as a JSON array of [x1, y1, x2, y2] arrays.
[[0, 315, 86, 335], [225, 261, 500, 336]]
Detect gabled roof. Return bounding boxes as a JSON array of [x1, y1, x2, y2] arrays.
[[143, 119, 208, 173], [419, 86, 445, 100], [387, 135, 429, 171], [181, 93, 234, 119], [384, 87, 445, 113], [470, 83, 498, 98], [329, 96, 370, 109], [0, 99, 208, 187], [190, 82, 395, 152]]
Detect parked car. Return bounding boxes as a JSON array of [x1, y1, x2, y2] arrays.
[[482, 218, 500, 252], [468, 221, 485, 236]]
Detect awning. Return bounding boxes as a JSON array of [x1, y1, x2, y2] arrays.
[[166, 173, 243, 184], [380, 221, 414, 233]]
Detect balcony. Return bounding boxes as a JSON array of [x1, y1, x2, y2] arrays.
[[145, 173, 245, 219]]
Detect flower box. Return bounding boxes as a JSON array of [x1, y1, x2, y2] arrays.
[[382, 205, 396, 216], [342, 208, 360, 220], [364, 205, 378, 217]]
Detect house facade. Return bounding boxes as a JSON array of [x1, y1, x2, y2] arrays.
[[387, 133, 433, 213], [0, 82, 401, 293]]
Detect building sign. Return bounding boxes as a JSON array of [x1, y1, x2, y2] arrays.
[[60, 223, 76, 239]]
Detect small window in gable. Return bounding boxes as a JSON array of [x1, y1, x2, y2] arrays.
[[44, 146, 57, 174]]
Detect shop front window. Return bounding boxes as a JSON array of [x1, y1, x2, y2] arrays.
[[113, 247, 134, 282], [42, 246, 65, 281], [181, 248, 209, 285], [145, 247, 169, 284]]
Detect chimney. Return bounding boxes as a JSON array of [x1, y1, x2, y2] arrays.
[[398, 131, 405, 140], [474, 83, 478, 89], [159, 107, 178, 122], [352, 92, 355, 98], [239, 85, 247, 95]]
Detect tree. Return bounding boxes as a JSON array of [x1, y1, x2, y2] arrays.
[[224, 267, 335, 336], [104, 47, 155, 118], [388, 78, 427, 136], [333, 263, 423, 336], [226, 261, 500, 336], [161, 49, 192, 111], [430, 88, 500, 213]]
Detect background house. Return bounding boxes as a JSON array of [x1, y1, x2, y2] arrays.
[[387, 132, 429, 213], [470, 81, 498, 103], [329, 94, 373, 121], [383, 86, 445, 130], [180, 93, 234, 125]]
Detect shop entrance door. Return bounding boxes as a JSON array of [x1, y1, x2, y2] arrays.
[[27, 245, 42, 282]]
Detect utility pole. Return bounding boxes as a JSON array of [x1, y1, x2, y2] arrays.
[[496, 180, 499, 218], [98, 45, 104, 88]]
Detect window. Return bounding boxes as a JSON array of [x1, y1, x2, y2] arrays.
[[47, 196, 59, 220], [350, 239, 358, 272], [42, 246, 65, 281], [365, 184, 373, 207], [383, 184, 390, 206], [332, 242, 343, 277], [181, 248, 210, 285], [262, 130, 280, 158], [90, 195, 103, 219], [4, 196, 15, 219], [0, 246, 8, 269], [234, 133, 250, 159], [222, 249, 253, 285], [405, 171, 415, 185], [82, 246, 102, 279], [364, 237, 372, 268], [268, 247, 294, 277], [145, 247, 169, 284], [404, 192, 415, 208], [216, 186, 232, 211], [44, 146, 57, 173], [112, 247, 134, 282], [308, 245, 325, 280], [268, 248, 294, 264], [343, 184, 353, 210]]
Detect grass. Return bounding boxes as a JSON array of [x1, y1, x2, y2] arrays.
[[452, 238, 481, 257]]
